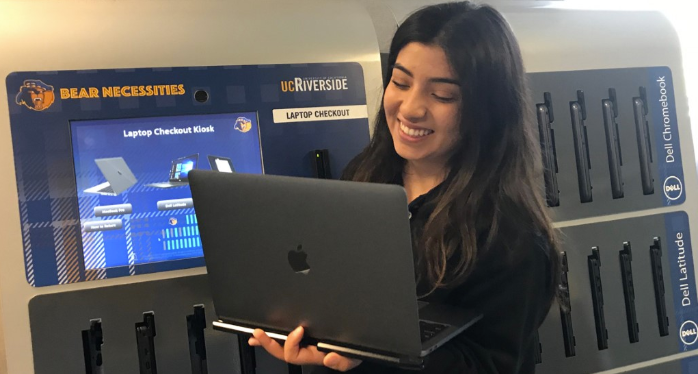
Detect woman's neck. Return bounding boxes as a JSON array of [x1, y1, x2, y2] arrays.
[[403, 160, 448, 203]]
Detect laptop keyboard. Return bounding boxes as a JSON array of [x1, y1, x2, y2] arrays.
[[420, 320, 449, 342], [98, 185, 114, 194]]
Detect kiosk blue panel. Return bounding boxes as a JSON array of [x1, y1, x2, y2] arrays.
[[6, 63, 370, 286]]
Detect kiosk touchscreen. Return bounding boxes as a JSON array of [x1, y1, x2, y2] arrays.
[[71, 113, 263, 268]]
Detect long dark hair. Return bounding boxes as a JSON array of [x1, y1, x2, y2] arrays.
[[343, 1, 561, 302]]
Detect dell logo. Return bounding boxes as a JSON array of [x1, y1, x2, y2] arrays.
[[288, 244, 310, 275], [680, 320, 698, 345], [663, 176, 683, 201]]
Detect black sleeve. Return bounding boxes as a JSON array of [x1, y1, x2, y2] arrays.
[[309, 238, 552, 374], [417, 240, 551, 374]]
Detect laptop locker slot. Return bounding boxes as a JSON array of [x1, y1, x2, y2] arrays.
[[559, 252, 576, 357], [312, 149, 332, 179], [135, 312, 158, 374], [620, 242, 639, 343], [533, 330, 542, 364], [633, 86, 655, 195], [570, 90, 593, 203], [238, 333, 257, 374], [82, 319, 105, 374], [537, 92, 560, 207], [650, 237, 670, 336], [602, 88, 624, 199], [588, 247, 608, 350], [186, 305, 208, 374]]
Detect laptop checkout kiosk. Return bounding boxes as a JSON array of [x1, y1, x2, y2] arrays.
[[0, 1, 375, 372], [1, 1, 697, 374], [189, 170, 481, 369]]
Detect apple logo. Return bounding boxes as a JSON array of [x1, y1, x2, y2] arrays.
[[288, 244, 310, 275]]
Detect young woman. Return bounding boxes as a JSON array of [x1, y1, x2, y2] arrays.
[[249, 2, 561, 373]]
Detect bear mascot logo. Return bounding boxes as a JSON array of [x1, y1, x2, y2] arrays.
[[234, 117, 252, 133], [15, 79, 55, 111]]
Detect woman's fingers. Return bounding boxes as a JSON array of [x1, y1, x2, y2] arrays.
[[285, 326, 328, 364], [251, 329, 285, 361], [284, 326, 304, 361], [324, 352, 363, 372], [250, 326, 360, 368], [250, 327, 326, 366]]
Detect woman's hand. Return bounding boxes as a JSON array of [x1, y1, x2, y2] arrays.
[[248, 326, 362, 372]]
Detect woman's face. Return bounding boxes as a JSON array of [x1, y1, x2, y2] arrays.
[[384, 42, 462, 167]]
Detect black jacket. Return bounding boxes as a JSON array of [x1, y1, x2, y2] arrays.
[[311, 184, 553, 374]]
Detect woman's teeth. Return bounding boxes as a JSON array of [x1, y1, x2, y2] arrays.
[[400, 122, 434, 137]]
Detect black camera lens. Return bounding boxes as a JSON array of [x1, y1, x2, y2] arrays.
[[194, 90, 209, 103]]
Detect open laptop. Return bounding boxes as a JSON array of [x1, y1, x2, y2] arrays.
[[147, 154, 199, 188], [207, 155, 235, 173], [83, 157, 137, 196], [188, 171, 482, 369]]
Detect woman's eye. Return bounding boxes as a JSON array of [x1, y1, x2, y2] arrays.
[[391, 80, 409, 89], [433, 94, 456, 103]]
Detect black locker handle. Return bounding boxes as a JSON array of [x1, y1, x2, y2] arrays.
[[588, 247, 608, 350], [620, 242, 639, 343]]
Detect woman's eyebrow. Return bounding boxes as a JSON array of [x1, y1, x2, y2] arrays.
[[393, 63, 460, 86], [393, 63, 413, 77]]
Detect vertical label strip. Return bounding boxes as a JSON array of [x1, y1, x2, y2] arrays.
[[665, 211, 698, 355], [649, 67, 686, 205]]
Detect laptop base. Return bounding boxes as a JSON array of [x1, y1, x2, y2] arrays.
[[417, 302, 482, 356], [146, 182, 189, 188], [84, 182, 117, 196], [212, 320, 425, 370]]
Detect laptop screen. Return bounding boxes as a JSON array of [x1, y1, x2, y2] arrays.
[[70, 112, 263, 270], [172, 155, 198, 181]]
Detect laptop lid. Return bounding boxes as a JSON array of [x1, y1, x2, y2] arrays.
[[188, 171, 422, 357], [169, 154, 199, 182], [94, 157, 137, 195]]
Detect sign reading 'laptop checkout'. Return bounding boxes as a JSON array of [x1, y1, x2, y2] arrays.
[[272, 105, 368, 123], [71, 113, 263, 269]]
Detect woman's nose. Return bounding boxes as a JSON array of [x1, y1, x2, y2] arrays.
[[400, 91, 427, 121]]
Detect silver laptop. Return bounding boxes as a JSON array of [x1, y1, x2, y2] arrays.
[[188, 171, 482, 369], [83, 157, 137, 196], [147, 154, 199, 188]]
